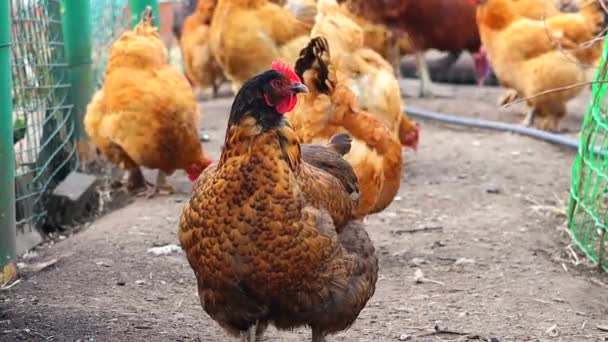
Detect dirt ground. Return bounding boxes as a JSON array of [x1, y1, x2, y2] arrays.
[[2, 80, 608, 342]]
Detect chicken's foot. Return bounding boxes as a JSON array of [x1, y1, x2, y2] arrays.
[[145, 170, 175, 199], [126, 167, 148, 192], [522, 108, 537, 127], [498, 88, 519, 106]]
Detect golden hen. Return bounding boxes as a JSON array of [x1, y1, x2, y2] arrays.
[[208, 0, 312, 92], [178, 61, 378, 342], [84, 7, 212, 197], [474, 0, 605, 131], [180, 0, 226, 97], [288, 36, 403, 217]]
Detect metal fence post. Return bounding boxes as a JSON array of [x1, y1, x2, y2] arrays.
[[0, 0, 17, 277], [129, 0, 160, 28], [60, 0, 94, 162]]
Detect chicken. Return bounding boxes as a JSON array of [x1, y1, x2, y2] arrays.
[[84, 7, 212, 197], [178, 61, 378, 342], [337, 5, 416, 81], [496, 0, 604, 105], [509, 0, 560, 18], [180, 0, 226, 97], [312, 0, 420, 150], [474, 0, 606, 132], [472, 0, 560, 88], [337, 0, 488, 97], [506, 0, 603, 66], [172, 0, 199, 40], [208, 0, 313, 92], [288, 36, 403, 217], [531, 1, 606, 66]]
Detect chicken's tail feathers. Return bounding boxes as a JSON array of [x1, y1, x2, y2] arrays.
[[294, 36, 332, 94], [140, 6, 155, 26], [327, 133, 352, 156]]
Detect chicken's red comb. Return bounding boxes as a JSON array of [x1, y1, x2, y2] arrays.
[[271, 60, 301, 83]]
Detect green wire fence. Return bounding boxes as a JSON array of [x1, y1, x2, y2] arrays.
[[91, 0, 130, 88], [568, 42, 608, 272], [3, 0, 155, 263], [10, 0, 77, 235]]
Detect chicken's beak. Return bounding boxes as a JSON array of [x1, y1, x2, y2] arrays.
[[289, 83, 309, 94]]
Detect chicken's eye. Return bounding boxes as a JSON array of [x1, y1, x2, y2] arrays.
[[271, 79, 284, 89]]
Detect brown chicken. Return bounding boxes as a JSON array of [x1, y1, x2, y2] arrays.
[[288, 36, 403, 217], [337, 0, 489, 97], [84, 7, 212, 197], [312, 0, 420, 150], [474, 0, 605, 131], [208, 0, 313, 92], [178, 61, 378, 342], [337, 3, 417, 83], [180, 0, 226, 97]]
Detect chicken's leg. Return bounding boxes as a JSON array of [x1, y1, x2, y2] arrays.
[[522, 108, 537, 127], [127, 167, 147, 192], [241, 321, 258, 342], [387, 31, 402, 79], [212, 80, 220, 98], [415, 50, 434, 98], [312, 329, 326, 342], [145, 170, 175, 199]]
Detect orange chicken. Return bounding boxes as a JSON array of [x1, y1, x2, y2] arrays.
[[474, 0, 605, 131], [84, 7, 211, 197], [208, 0, 313, 92], [288, 36, 403, 217], [180, 0, 226, 97]]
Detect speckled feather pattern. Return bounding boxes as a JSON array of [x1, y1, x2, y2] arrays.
[[178, 115, 378, 339]]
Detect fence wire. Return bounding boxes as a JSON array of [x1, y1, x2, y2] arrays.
[[91, 0, 130, 88], [11, 0, 77, 232], [568, 43, 608, 272]]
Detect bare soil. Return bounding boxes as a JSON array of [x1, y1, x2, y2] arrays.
[[1, 80, 608, 342]]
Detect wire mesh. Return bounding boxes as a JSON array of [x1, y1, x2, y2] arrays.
[[90, 0, 130, 89], [10, 0, 77, 232], [568, 42, 608, 272]]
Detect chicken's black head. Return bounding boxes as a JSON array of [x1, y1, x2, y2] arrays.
[[228, 61, 308, 131]]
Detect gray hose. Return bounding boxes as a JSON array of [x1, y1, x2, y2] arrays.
[[404, 106, 582, 151]]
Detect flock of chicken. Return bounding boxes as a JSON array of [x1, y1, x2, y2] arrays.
[[82, 0, 607, 341]]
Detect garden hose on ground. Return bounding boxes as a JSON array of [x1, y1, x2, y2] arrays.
[[404, 106, 583, 152]]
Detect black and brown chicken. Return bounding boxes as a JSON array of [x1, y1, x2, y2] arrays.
[[178, 61, 378, 342]]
